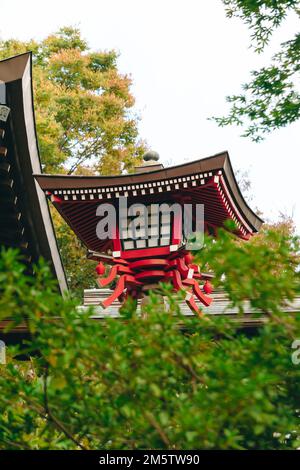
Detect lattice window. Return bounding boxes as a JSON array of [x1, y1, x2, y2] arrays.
[[120, 204, 175, 250]]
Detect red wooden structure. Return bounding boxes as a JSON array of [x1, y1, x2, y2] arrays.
[[35, 151, 262, 315]]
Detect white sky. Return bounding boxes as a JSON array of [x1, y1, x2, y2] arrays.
[[1, 0, 300, 231]]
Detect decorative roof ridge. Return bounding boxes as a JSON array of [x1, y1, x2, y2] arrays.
[[34, 150, 229, 180]]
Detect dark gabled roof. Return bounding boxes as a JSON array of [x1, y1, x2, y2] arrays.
[[0, 53, 68, 295], [35, 151, 244, 190], [35, 151, 263, 252], [35, 152, 263, 233]]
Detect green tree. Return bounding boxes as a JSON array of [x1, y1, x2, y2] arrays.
[[214, 1, 300, 141], [50, 208, 97, 299], [0, 222, 299, 450], [0, 26, 145, 174]]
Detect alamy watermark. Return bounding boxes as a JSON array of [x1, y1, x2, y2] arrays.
[[0, 340, 6, 365], [291, 339, 300, 365], [95, 197, 204, 250]]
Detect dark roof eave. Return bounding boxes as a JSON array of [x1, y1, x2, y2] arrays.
[[0, 53, 68, 295], [35, 151, 263, 233], [34, 151, 228, 188]]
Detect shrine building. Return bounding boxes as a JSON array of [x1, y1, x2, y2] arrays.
[[35, 150, 263, 314], [2, 52, 299, 339]]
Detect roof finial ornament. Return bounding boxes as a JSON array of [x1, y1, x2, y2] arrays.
[[143, 150, 160, 164], [134, 149, 163, 173]]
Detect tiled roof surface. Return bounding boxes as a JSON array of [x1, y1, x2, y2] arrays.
[[81, 288, 300, 328]]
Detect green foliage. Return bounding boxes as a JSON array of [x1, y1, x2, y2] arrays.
[[222, 1, 299, 51], [198, 221, 300, 314], [50, 208, 97, 299], [215, 1, 300, 141], [0, 224, 299, 450]]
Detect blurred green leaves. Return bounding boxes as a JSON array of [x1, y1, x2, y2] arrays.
[[0, 225, 299, 449]]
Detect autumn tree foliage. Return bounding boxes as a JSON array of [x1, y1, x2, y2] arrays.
[[0, 26, 145, 174]]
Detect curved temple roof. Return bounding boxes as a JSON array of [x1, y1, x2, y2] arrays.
[[0, 53, 67, 295], [35, 151, 263, 253]]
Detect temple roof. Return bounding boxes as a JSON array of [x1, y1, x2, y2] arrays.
[[35, 152, 263, 252], [0, 53, 67, 294]]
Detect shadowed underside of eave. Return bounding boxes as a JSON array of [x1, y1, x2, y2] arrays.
[[0, 53, 68, 294]]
